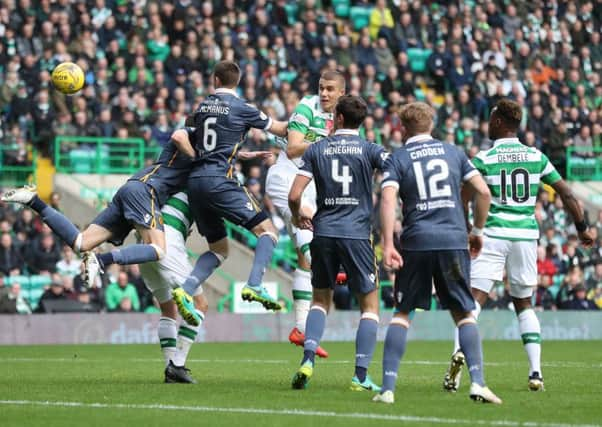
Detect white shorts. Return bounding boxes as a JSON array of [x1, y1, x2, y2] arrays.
[[471, 236, 537, 299], [138, 226, 202, 304], [265, 161, 316, 248]]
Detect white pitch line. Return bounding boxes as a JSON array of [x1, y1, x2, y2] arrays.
[[1, 358, 600, 369], [0, 399, 599, 427]]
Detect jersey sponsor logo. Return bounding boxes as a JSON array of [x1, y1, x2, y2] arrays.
[[143, 213, 152, 224], [383, 171, 391, 179], [369, 273, 376, 283], [259, 111, 268, 121], [380, 152, 390, 162], [245, 202, 254, 211]]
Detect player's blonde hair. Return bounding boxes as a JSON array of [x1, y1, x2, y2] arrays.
[[398, 102, 435, 136]]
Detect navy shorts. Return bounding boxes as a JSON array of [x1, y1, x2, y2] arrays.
[[394, 249, 475, 313], [92, 180, 163, 246], [310, 236, 378, 295], [188, 176, 268, 243]]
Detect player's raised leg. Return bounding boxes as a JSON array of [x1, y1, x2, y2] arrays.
[[240, 218, 281, 310], [174, 237, 228, 327], [1, 185, 108, 255]]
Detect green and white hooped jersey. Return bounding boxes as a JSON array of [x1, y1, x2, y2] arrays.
[[472, 138, 562, 241], [161, 192, 192, 240], [277, 95, 334, 167]]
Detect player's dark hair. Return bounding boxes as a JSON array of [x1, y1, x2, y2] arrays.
[[493, 99, 522, 130], [335, 95, 367, 129], [320, 70, 346, 90], [213, 60, 241, 87]]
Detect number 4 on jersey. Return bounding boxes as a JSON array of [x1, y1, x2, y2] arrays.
[[332, 159, 352, 196]]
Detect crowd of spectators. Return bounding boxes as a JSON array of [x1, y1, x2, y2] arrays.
[[1, 0, 602, 312]]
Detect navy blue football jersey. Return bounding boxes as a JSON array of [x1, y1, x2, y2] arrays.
[[188, 88, 272, 178], [129, 131, 195, 205], [299, 130, 387, 239], [381, 135, 478, 250]]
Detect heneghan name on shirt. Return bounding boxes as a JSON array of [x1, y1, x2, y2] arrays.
[[323, 145, 363, 155]]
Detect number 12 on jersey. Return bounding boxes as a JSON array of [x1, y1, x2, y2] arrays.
[[412, 159, 451, 200]]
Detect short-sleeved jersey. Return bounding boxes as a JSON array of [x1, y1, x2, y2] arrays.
[[298, 130, 387, 240], [382, 135, 478, 251], [472, 138, 562, 241], [129, 135, 194, 206], [277, 95, 334, 167], [189, 88, 272, 178], [161, 192, 192, 240]]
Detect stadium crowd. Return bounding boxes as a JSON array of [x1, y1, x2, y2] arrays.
[[0, 0, 601, 313]]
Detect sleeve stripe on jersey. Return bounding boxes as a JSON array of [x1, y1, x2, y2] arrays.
[[463, 169, 480, 181], [264, 117, 273, 131], [297, 170, 313, 179], [381, 181, 399, 190]]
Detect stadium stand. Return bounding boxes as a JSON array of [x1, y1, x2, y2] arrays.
[[0, 0, 600, 313]]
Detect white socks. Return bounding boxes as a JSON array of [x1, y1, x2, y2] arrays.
[[292, 269, 312, 332], [518, 308, 542, 376], [172, 310, 204, 367], [158, 317, 177, 366]]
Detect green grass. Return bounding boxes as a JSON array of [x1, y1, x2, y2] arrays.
[[0, 341, 600, 427]]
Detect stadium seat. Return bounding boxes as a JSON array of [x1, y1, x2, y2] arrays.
[[284, 3, 298, 24], [278, 70, 298, 83], [69, 150, 94, 173], [349, 6, 373, 31], [407, 48, 432, 73], [333, 0, 350, 17]]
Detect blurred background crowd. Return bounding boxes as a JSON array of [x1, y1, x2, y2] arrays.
[[0, 0, 601, 313]]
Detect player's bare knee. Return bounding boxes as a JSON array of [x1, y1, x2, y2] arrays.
[[209, 238, 229, 261], [193, 295, 209, 313]]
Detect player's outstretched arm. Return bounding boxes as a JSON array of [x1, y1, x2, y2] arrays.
[[286, 129, 309, 159], [268, 119, 289, 138], [380, 186, 403, 270], [288, 174, 313, 230], [551, 179, 594, 247], [237, 150, 273, 160], [171, 129, 195, 158], [464, 174, 491, 258]]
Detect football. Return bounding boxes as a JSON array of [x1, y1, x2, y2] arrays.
[[51, 62, 85, 95]]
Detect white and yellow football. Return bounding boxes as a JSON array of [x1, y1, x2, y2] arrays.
[[51, 62, 85, 95]]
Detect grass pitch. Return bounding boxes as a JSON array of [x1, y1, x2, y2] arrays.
[[0, 341, 600, 427]]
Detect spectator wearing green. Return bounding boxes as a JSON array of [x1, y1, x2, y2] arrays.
[[105, 271, 140, 312]]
